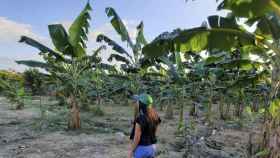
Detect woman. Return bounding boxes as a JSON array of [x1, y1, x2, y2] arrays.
[[128, 93, 161, 158]]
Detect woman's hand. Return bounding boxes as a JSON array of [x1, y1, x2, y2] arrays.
[[128, 150, 133, 158], [128, 123, 141, 158]]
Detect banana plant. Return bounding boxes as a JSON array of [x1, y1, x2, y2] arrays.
[[182, 1, 280, 156], [17, 1, 113, 129], [97, 7, 148, 72], [147, 26, 265, 122], [47, 57, 98, 129], [17, 1, 109, 71], [151, 31, 269, 123], [97, 7, 161, 98], [213, 2, 280, 156]]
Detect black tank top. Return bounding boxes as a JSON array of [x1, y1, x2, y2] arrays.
[[129, 114, 161, 146]]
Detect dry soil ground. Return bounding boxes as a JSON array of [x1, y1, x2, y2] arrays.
[[0, 97, 184, 158], [0, 96, 264, 158]]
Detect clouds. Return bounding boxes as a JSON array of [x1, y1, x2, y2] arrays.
[[0, 17, 47, 71], [0, 16, 140, 71], [0, 17, 44, 43], [0, 56, 29, 72]]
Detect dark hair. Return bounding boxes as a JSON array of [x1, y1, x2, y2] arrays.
[[139, 101, 148, 114], [139, 101, 160, 127]]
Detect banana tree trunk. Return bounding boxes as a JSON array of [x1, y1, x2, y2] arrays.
[[178, 101, 184, 132], [206, 87, 213, 123], [15, 97, 24, 110], [190, 83, 198, 117], [178, 86, 185, 132], [190, 102, 198, 117], [219, 97, 226, 120], [16, 102, 24, 110], [165, 100, 174, 119], [97, 95, 101, 105], [261, 60, 280, 156], [252, 98, 258, 112], [206, 101, 212, 123], [68, 94, 81, 129], [225, 104, 231, 120], [235, 103, 243, 118]]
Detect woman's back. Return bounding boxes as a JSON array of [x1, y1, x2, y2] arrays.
[[128, 93, 161, 158], [130, 111, 161, 146]]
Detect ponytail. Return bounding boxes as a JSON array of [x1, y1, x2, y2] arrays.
[[138, 101, 160, 127], [147, 107, 160, 127]]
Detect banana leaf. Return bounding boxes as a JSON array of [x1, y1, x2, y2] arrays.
[[68, 1, 92, 57], [105, 7, 134, 48], [96, 34, 133, 60], [16, 60, 49, 69], [254, 15, 280, 41], [143, 16, 256, 58], [218, 59, 263, 70], [230, 70, 270, 89], [135, 21, 148, 50], [19, 36, 65, 61], [218, 0, 278, 19], [108, 54, 131, 65], [48, 24, 74, 56]]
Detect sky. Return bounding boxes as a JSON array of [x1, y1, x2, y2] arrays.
[[0, 0, 224, 71]]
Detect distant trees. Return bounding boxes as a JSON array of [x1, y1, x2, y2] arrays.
[[23, 69, 44, 95], [0, 70, 25, 109]]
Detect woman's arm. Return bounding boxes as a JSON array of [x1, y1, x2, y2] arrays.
[[155, 126, 159, 135], [155, 118, 161, 135], [128, 123, 141, 158], [131, 123, 141, 151]]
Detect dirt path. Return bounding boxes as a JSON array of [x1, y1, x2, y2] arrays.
[[0, 97, 183, 158]]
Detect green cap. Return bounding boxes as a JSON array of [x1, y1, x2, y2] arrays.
[[133, 93, 153, 108]]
